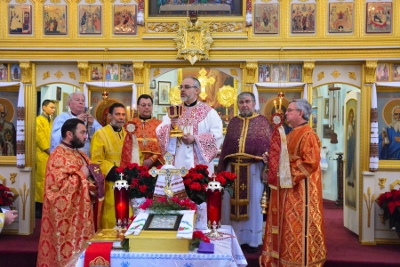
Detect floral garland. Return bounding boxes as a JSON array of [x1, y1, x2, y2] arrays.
[[139, 197, 197, 214]]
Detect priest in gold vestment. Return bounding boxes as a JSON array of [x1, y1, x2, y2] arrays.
[[260, 98, 326, 267], [90, 103, 127, 229]]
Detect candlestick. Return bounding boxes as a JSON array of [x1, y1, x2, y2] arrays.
[[113, 177, 130, 228], [126, 106, 131, 120], [206, 174, 223, 238]]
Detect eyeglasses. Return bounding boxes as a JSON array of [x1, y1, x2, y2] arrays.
[[179, 85, 197, 90], [286, 108, 300, 113]]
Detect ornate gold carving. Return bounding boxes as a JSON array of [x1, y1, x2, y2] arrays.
[[15, 0, 27, 4], [43, 71, 50, 80], [153, 69, 160, 78], [133, 63, 144, 84], [260, 0, 273, 2], [217, 85, 236, 125], [120, 0, 132, 3], [19, 62, 32, 84], [209, 22, 244, 32], [230, 69, 238, 77], [174, 18, 213, 65], [169, 86, 182, 105], [147, 23, 180, 33], [19, 183, 29, 221], [378, 178, 387, 189], [54, 70, 64, 80], [317, 71, 324, 81], [78, 62, 89, 84], [50, 0, 62, 3], [331, 70, 341, 79], [10, 173, 17, 184], [303, 62, 315, 84], [69, 72, 76, 80], [197, 68, 215, 100], [245, 62, 257, 84], [365, 61, 377, 84], [85, 0, 97, 4], [389, 179, 400, 190], [363, 187, 375, 228], [348, 72, 356, 80], [0, 175, 5, 185]]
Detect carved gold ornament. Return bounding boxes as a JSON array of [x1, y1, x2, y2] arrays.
[[169, 86, 182, 105], [363, 187, 375, 228], [173, 18, 213, 65], [217, 85, 236, 108], [378, 178, 387, 189]]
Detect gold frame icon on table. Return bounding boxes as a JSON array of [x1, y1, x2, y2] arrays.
[[168, 105, 183, 137]]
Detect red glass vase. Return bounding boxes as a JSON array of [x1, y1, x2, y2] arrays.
[[206, 175, 223, 238], [113, 179, 130, 227]]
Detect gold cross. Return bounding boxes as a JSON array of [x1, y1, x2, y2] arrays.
[[240, 183, 246, 190]]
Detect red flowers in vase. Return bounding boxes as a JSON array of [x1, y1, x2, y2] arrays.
[[376, 189, 400, 233], [214, 171, 237, 197], [115, 163, 157, 199], [0, 184, 14, 207], [182, 164, 209, 205]]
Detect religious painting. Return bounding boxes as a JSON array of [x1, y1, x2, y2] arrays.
[[62, 92, 69, 112], [105, 63, 119, 81], [289, 64, 302, 82], [150, 80, 156, 89], [259, 90, 302, 135], [344, 99, 357, 210], [43, 5, 67, 35], [376, 63, 389, 82], [271, 64, 288, 82], [254, 4, 279, 34], [150, 1, 241, 17], [10, 64, 20, 81], [56, 87, 61, 101], [324, 98, 329, 119], [90, 63, 103, 81], [113, 5, 137, 35], [258, 64, 271, 82], [0, 64, 8, 81], [322, 124, 332, 139], [120, 64, 133, 81], [376, 91, 400, 160], [328, 2, 353, 33], [393, 64, 400, 81], [78, 5, 101, 34], [312, 107, 317, 132], [91, 91, 133, 126], [143, 214, 182, 230], [0, 92, 18, 157], [291, 3, 316, 34], [9, 4, 32, 34], [158, 81, 171, 105], [366, 2, 391, 33]]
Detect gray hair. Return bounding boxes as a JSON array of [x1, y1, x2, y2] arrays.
[[237, 92, 255, 104], [185, 76, 201, 89], [67, 91, 85, 103], [290, 98, 312, 121]]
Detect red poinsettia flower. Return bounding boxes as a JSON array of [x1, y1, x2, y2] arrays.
[[376, 189, 400, 232], [0, 184, 13, 206]]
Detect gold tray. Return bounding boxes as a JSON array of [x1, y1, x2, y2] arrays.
[[88, 228, 125, 248]]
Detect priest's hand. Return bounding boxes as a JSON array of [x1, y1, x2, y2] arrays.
[[262, 151, 269, 164], [4, 210, 18, 225], [182, 133, 194, 145], [142, 158, 153, 168]]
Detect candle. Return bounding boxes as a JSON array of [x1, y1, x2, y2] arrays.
[[113, 179, 130, 228], [126, 106, 131, 120]]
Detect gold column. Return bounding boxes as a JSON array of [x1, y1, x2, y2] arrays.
[[241, 62, 257, 93], [78, 62, 89, 85], [303, 61, 315, 126], [134, 62, 144, 96]]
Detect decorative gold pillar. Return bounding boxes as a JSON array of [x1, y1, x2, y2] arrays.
[[364, 61, 377, 85], [134, 62, 144, 99], [303, 61, 315, 100], [77, 62, 89, 84], [241, 62, 257, 93]]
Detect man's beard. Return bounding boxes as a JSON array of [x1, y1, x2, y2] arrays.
[[392, 120, 400, 132], [240, 111, 253, 117], [0, 117, 4, 124], [70, 135, 85, 148]]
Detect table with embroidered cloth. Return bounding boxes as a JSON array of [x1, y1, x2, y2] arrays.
[[74, 225, 247, 267]]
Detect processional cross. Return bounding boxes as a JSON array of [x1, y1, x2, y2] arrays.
[[148, 152, 188, 198]]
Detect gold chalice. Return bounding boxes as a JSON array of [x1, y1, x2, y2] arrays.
[[168, 105, 183, 138]]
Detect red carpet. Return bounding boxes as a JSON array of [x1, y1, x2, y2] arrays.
[[1, 200, 400, 267]]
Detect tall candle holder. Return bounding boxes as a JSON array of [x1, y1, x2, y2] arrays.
[[206, 174, 223, 238], [113, 173, 130, 228]]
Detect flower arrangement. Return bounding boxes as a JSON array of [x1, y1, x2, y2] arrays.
[[189, 230, 210, 251], [0, 184, 14, 207], [182, 164, 210, 205], [376, 189, 400, 233], [139, 197, 197, 214], [182, 165, 237, 205], [115, 163, 157, 199]]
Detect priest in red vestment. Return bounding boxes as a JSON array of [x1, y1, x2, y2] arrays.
[[260, 98, 327, 267], [37, 118, 96, 267]]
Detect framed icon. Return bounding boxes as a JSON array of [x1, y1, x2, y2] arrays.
[[9, 4, 32, 34], [105, 63, 119, 81], [158, 81, 171, 105], [328, 2, 354, 33], [120, 64, 133, 81], [291, 3, 316, 34], [43, 5, 67, 35], [143, 214, 182, 231], [78, 5, 101, 34], [366, 2, 392, 34], [254, 4, 279, 34], [91, 63, 103, 81], [10, 64, 21, 81], [0, 64, 8, 81], [113, 5, 137, 35]]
